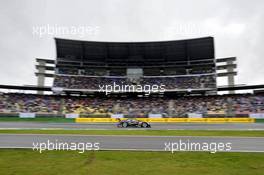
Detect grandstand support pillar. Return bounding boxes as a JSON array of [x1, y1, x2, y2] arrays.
[[59, 98, 65, 115], [227, 60, 235, 94], [37, 60, 46, 95]]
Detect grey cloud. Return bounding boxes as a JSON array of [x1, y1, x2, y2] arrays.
[[0, 0, 263, 87]]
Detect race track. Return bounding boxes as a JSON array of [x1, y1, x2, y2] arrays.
[[1, 122, 264, 152], [0, 134, 263, 152], [0, 122, 264, 130]]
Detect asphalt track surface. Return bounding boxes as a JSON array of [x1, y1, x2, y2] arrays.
[[1, 122, 264, 152], [0, 134, 264, 152], [0, 122, 264, 130]]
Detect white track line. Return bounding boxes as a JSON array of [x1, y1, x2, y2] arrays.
[[0, 133, 263, 139]]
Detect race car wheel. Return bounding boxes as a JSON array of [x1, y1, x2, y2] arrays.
[[122, 122, 128, 128], [141, 122, 148, 128]]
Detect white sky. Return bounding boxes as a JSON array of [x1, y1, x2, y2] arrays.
[[0, 0, 263, 87]]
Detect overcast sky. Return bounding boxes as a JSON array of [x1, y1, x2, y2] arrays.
[[0, 0, 263, 87]]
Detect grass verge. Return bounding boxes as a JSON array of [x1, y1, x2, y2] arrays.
[[256, 119, 264, 123], [0, 149, 263, 175], [0, 129, 264, 137]]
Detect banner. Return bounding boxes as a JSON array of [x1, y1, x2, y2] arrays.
[[19, 113, 36, 118], [148, 114, 162, 118], [207, 118, 227, 123], [249, 113, 264, 119], [111, 114, 124, 118], [188, 113, 203, 118], [227, 118, 255, 123], [75, 118, 255, 123], [65, 113, 79, 119], [76, 118, 119, 122], [167, 118, 188, 122], [187, 118, 206, 122]]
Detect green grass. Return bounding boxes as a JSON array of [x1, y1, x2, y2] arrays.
[[0, 129, 264, 137], [0, 149, 263, 175], [256, 119, 264, 123], [0, 117, 74, 123]]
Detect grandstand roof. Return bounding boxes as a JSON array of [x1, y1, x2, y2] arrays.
[[55, 37, 215, 63]]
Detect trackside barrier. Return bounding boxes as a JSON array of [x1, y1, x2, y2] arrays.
[[75, 118, 255, 123], [75, 118, 117, 122], [226, 118, 255, 123], [206, 118, 228, 123]]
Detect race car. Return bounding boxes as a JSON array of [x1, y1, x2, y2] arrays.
[[117, 118, 151, 128]]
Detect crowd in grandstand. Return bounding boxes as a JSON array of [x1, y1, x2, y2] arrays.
[[1, 93, 264, 117], [53, 75, 216, 90], [53, 76, 131, 90], [0, 93, 60, 114], [141, 75, 216, 89]]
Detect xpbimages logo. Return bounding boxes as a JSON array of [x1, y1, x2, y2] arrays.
[[164, 140, 232, 153], [32, 140, 100, 153], [98, 82, 166, 95]]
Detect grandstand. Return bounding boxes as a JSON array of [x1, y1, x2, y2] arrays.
[[0, 36, 264, 119], [52, 37, 217, 93], [0, 93, 264, 118]]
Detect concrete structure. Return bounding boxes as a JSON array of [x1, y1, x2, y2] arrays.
[[35, 58, 55, 94], [216, 57, 237, 94]]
